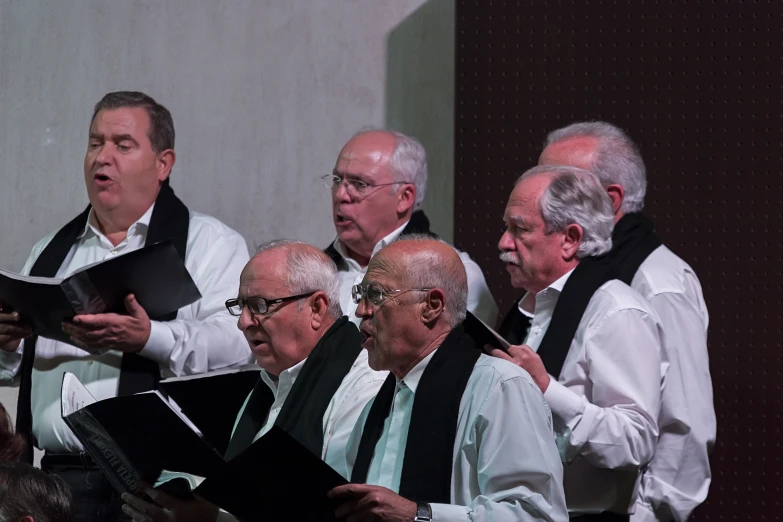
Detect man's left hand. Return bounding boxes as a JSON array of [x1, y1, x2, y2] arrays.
[[62, 294, 151, 353], [489, 344, 551, 393], [328, 484, 417, 522], [121, 489, 219, 522]]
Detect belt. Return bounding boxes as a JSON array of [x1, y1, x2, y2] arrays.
[[41, 451, 98, 470]]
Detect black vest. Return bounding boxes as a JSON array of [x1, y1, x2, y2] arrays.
[[16, 182, 190, 463]]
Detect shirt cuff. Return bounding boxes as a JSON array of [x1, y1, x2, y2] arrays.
[[139, 321, 176, 365], [430, 502, 470, 522], [543, 378, 585, 423]]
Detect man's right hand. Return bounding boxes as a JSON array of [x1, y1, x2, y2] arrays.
[[0, 303, 33, 352]]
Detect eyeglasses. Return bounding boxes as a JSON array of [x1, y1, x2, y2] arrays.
[[351, 282, 432, 307], [321, 173, 406, 199], [225, 292, 315, 317]]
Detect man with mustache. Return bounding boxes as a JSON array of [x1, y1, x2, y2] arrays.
[[324, 128, 498, 325], [0, 91, 252, 521], [494, 166, 664, 521], [121, 240, 387, 522], [537, 122, 715, 522], [330, 236, 567, 522]]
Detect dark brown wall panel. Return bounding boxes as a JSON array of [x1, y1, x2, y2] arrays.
[[454, 1, 781, 519]]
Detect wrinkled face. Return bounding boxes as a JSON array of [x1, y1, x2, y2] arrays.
[[331, 133, 405, 255], [84, 107, 167, 218], [354, 257, 422, 374], [236, 252, 312, 376], [498, 175, 566, 293]]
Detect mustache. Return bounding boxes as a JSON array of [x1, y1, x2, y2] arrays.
[[499, 251, 519, 265]]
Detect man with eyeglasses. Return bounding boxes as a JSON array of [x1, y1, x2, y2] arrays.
[[121, 239, 386, 522], [323, 128, 498, 326], [329, 235, 567, 522]]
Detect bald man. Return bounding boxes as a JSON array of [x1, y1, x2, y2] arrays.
[[323, 128, 498, 326], [330, 235, 566, 522]]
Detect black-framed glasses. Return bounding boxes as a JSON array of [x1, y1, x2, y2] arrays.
[[321, 173, 407, 199], [351, 282, 432, 307], [225, 292, 316, 317]]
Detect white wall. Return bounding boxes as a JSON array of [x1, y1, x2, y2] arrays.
[[0, 0, 454, 455]]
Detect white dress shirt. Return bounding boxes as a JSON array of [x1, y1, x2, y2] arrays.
[[520, 269, 665, 515], [0, 204, 254, 453], [346, 349, 569, 522], [215, 348, 388, 522], [629, 245, 715, 522], [331, 221, 499, 326]]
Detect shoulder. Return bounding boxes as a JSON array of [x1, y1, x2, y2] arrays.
[[187, 211, 246, 244], [589, 279, 658, 319], [469, 354, 541, 397], [632, 245, 704, 299]]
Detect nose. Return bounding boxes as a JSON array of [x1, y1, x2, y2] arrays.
[[237, 305, 255, 331], [498, 229, 515, 252], [93, 143, 112, 165], [334, 179, 352, 203], [355, 297, 372, 319]]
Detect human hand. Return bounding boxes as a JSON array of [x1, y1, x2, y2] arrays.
[[488, 344, 551, 393], [62, 294, 151, 353], [328, 483, 417, 522], [121, 489, 219, 522], [0, 302, 33, 352]]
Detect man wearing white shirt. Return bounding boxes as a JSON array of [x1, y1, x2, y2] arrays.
[[0, 91, 253, 521], [493, 165, 664, 520], [330, 236, 567, 522], [539, 122, 715, 522], [121, 239, 387, 522], [323, 128, 498, 326]]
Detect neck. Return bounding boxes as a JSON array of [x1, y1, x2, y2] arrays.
[[392, 326, 451, 380], [342, 213, 412, 267], [92, 209, 143, 246], [529, 261, 579, 297]]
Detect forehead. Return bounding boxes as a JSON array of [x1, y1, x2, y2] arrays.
[[335, 133, 395, 179], [90, 107, 150, 134], [364, 252, 403, 285], [504, 175, 549, 222], [239, 251, 289, 295]]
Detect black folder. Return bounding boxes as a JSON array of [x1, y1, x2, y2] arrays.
[[0, 241, 201, 345]]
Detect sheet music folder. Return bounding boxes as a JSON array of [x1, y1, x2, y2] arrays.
[[0, 241, 201, 345]]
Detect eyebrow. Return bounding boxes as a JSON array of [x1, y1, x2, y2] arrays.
[[333, 169, 372, 182], [507, 215, 530, 228], [89, 133, 139, 146]]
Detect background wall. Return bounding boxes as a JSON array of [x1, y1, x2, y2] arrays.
[[454, 1, 781, 519], [0, 0, 455, 456]]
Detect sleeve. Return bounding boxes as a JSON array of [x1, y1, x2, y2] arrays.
[[430, 374, 568, 522], [458, 252, 499, 326], [139, 225, 254, 376], [0, 233, 56, 381], [634, 291, 715, 521], [543, 307, 663, 470]]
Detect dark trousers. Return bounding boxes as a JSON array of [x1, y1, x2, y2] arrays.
[[42, 453, 127, 522], [570, 514, 630, 522]]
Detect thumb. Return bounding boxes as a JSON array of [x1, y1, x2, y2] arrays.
[[124, 294, 145, 317], [145, 487, 176, 508], [488, 348, 514, 362]]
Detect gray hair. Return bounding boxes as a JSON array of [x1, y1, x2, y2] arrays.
[[391, 233, 468, 328], [254, 239, 342, 319], [545, 121, 646, 213], [353, 128, 428, 210], [517, 165, 614, 258]]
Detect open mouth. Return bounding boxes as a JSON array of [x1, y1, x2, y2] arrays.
[[334, 213, 352, 226], [93, 173, 112, 185], [359, 325, 375, 347]]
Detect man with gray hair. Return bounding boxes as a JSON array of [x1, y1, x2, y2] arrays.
[[540, 122, 715, 522], [121, 240, 386, 522], [494, 166, 664, 521], [330, 235, 567, 522], [323, 128, 498, 326]]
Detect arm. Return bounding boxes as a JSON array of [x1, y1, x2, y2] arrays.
[[544, 308, 663, 470], [634, 291, 715, 521], [458, 252, 498, 326], [140, 227, 254, 376], [430, 373, 567, 522]]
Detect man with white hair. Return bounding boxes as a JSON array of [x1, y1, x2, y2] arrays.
[[538, 122, 715, 522], [324, 128, 498, 325], [493, 166, 664, 521], [330, 235, 567, 522], [121, 240, 386, 522]]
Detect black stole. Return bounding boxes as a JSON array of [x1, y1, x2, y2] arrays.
[[497, 212, 663, 379], [16, 181, 189, 463], [350, 325, 481, 504], [223, 317, 362, 461], [324, 210, 437, 266]]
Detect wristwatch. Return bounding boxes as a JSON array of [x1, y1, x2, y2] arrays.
[[414, 502, 432, 522]]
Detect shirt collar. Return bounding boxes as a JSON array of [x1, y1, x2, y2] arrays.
[[260, 356, 307, 395], [517, 267, 576, 316], [398, 348, 437, 394], [332, 219, 411, 269], [78, 203, 155, 241]]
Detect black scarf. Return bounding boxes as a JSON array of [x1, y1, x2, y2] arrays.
[[498, 212, 663, 379], [16, 181, 189, 463], [350, 324, 481, 504], [223, 317, 362, 461], [324, 210, 437, 266]]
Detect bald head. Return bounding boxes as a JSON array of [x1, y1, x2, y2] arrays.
[[370, 235, 468, 328]]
